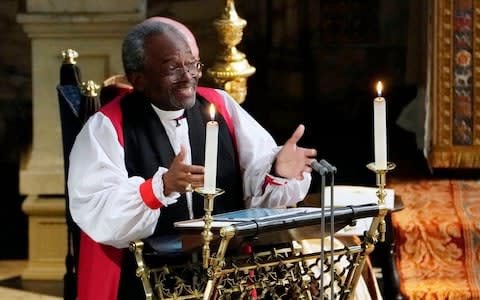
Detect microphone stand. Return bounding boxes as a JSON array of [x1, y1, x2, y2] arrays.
[[311, 159, 337, 299], [320, 160, 337, 300]]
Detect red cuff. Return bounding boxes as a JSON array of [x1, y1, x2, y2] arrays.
[[139, 179, 163, 209], [261, 175, 287, 193]]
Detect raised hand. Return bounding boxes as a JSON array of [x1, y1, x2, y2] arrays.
[[272, 124, 317, 180], [163, 145, 204, 195]]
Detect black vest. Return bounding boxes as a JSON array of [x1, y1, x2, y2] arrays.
[[118, 90, 244, 299]]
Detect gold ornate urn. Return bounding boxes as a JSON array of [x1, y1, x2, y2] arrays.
[[207, 0, 256, 104]]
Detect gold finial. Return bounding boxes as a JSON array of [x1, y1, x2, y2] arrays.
[[61, 49, 79, 64], [207, 0, 256, 104], [81, 80, 101, 97], [80, 80, 101, 123]]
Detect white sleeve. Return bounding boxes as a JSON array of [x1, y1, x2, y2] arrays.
[[217, 90, 311, 208], [67, 113, 173, 249]]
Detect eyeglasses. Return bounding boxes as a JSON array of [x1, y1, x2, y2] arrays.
[[160, 60, 204, 79]]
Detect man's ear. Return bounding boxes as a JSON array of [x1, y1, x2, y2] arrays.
[[128, 72, 145, 91]]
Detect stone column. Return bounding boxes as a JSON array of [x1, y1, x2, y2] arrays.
[[17, 0, 145, 280]]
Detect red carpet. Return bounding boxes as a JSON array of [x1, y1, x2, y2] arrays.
[[391, 179, 480, 299]]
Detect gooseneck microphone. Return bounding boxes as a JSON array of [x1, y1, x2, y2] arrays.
[[319, 159, 337, 173], [310, 158, 336, 300], [311, 159, 337, 175], [311, 159, 328, 175]]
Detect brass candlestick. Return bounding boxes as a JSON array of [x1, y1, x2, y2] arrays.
[[195, 187, 225, 269], [207, 0, 256, 104], [346, 161, 396, 295], [367, 162, 396, 201], [366, 162, 396, 242]]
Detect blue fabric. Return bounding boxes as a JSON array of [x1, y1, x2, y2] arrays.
[[57, 84, 82, 172], [58, 85, 82, 117], [57, 83, 83, 300]]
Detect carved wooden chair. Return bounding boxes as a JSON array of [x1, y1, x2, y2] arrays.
[[57, 49, 127, 300]]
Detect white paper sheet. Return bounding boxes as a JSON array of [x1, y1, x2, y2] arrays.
[[321, 185, 395, 236]]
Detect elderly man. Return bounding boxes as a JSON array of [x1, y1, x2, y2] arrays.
[[68, 17, 317, 299]]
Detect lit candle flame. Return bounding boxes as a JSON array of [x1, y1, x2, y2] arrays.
[[209, 104, 216, 120], [376, 81, 383, 97]]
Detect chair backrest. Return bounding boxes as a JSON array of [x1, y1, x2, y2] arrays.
[[57, 48, 102, 300]]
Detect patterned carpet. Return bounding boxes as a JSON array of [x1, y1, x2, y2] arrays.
[[391, 179, 480, 299]]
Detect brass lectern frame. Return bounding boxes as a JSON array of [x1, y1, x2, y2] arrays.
[[130, 162, 392, 300]]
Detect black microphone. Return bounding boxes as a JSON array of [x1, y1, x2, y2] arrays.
[[311, 160, 328, 175], [311, 159, 337, 175], [319, 159, 337, 173]]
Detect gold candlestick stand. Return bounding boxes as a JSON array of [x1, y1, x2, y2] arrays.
[[367, 162, 396, 242], [207, 0, 256, 104], [194, 187, 225, 269], [344, 161, 396, 298]]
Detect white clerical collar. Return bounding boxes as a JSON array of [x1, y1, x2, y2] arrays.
[[151, 104, 185, 121]]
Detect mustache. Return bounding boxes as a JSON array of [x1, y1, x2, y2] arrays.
[[171, 78, 197, 87]]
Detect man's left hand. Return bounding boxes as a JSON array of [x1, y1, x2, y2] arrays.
[[272, 124, 317, 180]]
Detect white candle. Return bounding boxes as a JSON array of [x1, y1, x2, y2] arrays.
[[374, 81, 387, 170], [204, 104, 218, 193]]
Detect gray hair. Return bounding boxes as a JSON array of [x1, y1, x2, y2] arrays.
[[122, 19, 178, 75]]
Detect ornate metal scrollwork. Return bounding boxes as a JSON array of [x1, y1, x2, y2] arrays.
[[132, 238, 374, 300], [131, 182, 392, 300]]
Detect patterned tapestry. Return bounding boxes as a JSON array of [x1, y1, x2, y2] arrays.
[[391, 179, 480, 299], [453, 0, 473, 145]]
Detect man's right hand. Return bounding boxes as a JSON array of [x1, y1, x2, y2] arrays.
[[163, 145, 204, 195]]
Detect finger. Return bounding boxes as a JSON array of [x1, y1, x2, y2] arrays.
[[286, 124, 305, 145], [299, 147, 317, 158], [189, 173, 204, 185], [191, 181, 203, 189], [176, 179, 190, 193], [189, 165, 205, 174]]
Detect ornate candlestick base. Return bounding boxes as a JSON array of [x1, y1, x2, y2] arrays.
[[194, 187, 225, 269], [366, 162, 396, 205], [366, 162, 396, 243], [346, 161, 397, 295]]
